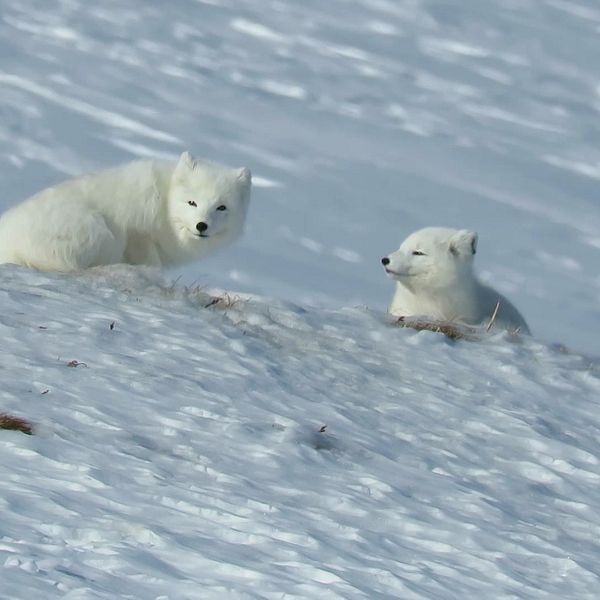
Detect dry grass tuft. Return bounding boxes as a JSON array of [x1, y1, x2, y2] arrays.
[[393, 317, 480, 341], [161, 279, 244, 312], [0, 413, 33, 435], [203, 292, 243, 310], [486, 300, 501, 332], [393, 304, 527, 342]]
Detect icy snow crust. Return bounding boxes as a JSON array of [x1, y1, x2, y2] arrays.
[[1, 265, 600, 599], [2, 0, 600, 597]]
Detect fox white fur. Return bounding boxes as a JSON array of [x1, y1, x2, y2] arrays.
[[0, 152, 251, 271], [382, 227, 530, 333]]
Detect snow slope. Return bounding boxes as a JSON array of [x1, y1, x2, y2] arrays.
[[2, 0, 600, 597], [1, 265, 599, 599]]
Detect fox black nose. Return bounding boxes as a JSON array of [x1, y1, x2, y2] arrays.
[[381, 257, 390, 266], [196, 222, 208, 233]]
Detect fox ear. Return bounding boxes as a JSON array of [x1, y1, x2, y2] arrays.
[[178, 151, 196, 170], [237, 167, 251, 184], [236, 168, 251, 194], [449, 230, 478, 257]]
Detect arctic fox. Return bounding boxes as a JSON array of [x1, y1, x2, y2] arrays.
[[381, 227, 530, 333], [0, 152, 251, 271]]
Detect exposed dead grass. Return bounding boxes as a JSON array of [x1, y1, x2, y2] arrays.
[[393, 310, 527, 342], [486, 300, 501, 332], [391, 298, 531, 342], [0, 413, 33, 435], [393, 317, 480, 341], [202, 292, 243, 310], [161, 279, 245, 312]]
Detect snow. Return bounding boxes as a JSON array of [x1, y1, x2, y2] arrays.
[[1, 0, 600, 598], [2, 266, 600, 598]]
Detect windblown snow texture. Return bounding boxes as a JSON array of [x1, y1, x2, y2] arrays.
[[1, 0, 600, 598]]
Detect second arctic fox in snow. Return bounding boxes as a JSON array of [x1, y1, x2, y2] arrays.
[[381, 227, 530, 333], [0, 152, 251, 271]]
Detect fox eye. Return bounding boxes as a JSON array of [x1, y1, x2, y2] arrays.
[[412, 250, 426, 256], [216, 205, 227, 211], [188, 200, 197, 207]]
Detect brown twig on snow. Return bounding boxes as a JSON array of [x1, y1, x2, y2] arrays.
[[66, 360, 88, 368]]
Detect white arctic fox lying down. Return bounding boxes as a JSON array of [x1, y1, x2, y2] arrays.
[[381, 227, 530, 334], [0, 152, 251, 271]]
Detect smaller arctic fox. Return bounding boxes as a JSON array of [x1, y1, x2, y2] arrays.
[[0, 152, 251, 271], [381, 227, 530, 333]]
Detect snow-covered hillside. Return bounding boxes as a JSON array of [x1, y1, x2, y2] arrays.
[[1, 0, 600, 597], [1, 266, 600, 599]]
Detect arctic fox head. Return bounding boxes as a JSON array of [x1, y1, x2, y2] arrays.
[[381, 227, 478, 292], [168, 151, 251, 248]]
